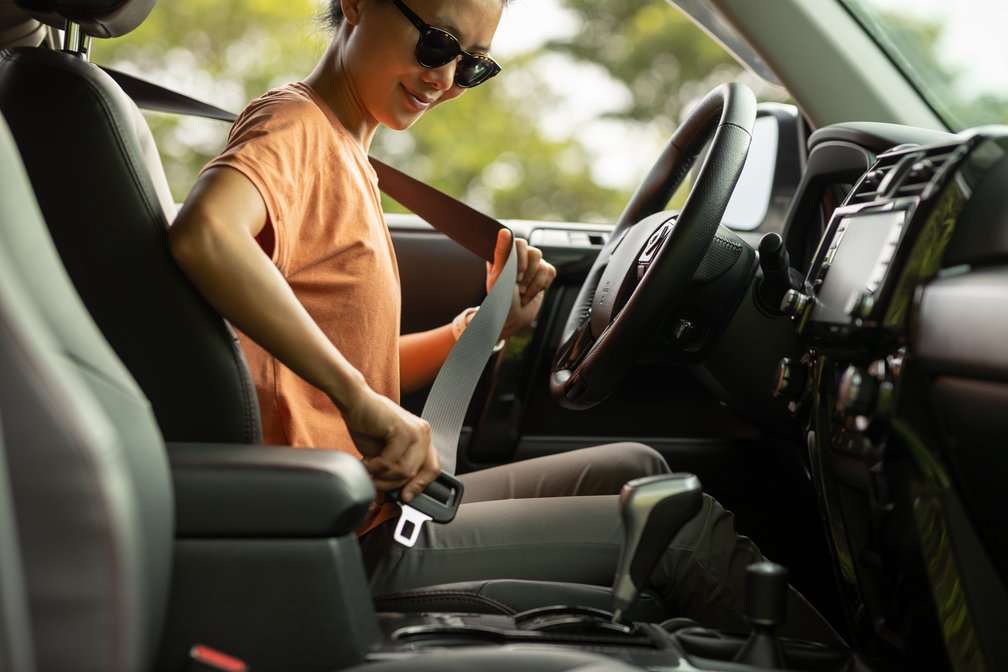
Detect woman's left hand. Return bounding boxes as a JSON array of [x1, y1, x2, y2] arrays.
[[486, 229, 557, 340]]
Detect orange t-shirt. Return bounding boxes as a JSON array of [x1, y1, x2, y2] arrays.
[[205, 82, 401, 533]]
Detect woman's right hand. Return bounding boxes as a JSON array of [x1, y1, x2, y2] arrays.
[[341, 386, 442, 503]]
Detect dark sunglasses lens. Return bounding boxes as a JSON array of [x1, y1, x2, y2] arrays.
[[456, 58, 499, 88], [417, 30, 460, 67]]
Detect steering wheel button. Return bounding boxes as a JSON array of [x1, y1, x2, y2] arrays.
[[672, 319, 696, 345]]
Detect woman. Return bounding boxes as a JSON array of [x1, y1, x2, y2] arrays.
[[168, 0, 841, 643]]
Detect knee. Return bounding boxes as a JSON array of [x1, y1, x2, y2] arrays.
[[590, 442, 669, 480], [620, 442, 670, 477]]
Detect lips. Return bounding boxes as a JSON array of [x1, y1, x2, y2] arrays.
[[403, 85, 435, 112]]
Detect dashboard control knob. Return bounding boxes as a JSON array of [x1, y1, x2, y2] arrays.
[[780, 289, 810, 317], [837, 366, 880, 416], [773, 357, 808, 401]]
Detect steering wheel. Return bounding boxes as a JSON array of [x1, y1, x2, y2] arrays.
[[550, 82, 756, 409]]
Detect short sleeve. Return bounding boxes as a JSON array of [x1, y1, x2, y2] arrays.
[[204, 89, 325, 274]]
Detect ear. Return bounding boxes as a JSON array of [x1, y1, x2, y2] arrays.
[[341, 0, 366, 26]]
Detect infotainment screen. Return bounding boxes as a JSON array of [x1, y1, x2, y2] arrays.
[[811, 210, 905, 325]]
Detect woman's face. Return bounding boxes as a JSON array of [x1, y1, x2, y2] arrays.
[[342, 0, 505, 131]]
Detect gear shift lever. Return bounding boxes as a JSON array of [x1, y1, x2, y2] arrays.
[[733, 561, 789, 668], [610, 473, 703, 622]]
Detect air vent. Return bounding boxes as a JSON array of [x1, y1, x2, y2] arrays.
[[846, 153, 902, 204], [891, 145, 959, 198], [846, 141, 963, 205]]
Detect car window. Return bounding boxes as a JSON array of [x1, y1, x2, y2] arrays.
[[840, 0, 1008, 130], [93, 0, 787, 224]]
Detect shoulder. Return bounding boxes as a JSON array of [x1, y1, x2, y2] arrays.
[[228, 83, 330, 145]]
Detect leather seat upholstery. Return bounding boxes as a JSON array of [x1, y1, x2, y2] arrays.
[[0, 3, 261, 444], [0, 412, 35, 672], [0, 109, 173, 672]]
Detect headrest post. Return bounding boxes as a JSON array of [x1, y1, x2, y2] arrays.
[[61, 20, 91, 61]]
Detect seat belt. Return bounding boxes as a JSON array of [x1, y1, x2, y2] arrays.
[[105, 68, 517, 544], [369, 159, 517, 546]]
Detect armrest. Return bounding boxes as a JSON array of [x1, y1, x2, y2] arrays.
[[167, 442, 375, 538]]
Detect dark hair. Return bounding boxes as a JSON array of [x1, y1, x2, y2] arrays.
[[323, 1, 344, 31], [324, 0, 511, 32]]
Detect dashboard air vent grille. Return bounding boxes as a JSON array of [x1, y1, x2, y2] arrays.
[[847, 153, 901, 204], [846, 142, 963, 205]]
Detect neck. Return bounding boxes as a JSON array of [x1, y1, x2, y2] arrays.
[[304, 38, 378, 151]]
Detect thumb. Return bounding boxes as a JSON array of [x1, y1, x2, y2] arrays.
[[487, 228, 513, 290]]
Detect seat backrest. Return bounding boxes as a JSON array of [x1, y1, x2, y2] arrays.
[[0, 108, 173, 671], [0, 412, 35, 672], [0, 0, 262, 444]]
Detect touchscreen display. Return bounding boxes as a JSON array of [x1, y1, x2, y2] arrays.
[[811, 210, 904, 325]]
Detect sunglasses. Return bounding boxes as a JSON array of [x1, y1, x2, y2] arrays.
[[393, 0, 502, 88]]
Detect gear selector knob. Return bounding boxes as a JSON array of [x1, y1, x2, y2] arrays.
[[610, 473, 703, 622], [733, 561, 789, 668]]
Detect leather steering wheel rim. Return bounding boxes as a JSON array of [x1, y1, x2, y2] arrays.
[[550, 82, 757, 409]]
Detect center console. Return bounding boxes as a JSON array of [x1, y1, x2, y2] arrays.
[[366, 474, 855, 671]]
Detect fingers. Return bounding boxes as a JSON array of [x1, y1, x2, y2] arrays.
[[515, 236, 529, 285], [346, 390, 442, 497], [361, 417, 430, 480], [398, 443, 442, 503], [519, 247, 557, 306]]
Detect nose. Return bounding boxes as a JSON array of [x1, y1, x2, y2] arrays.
[[422, 57, 460, 91]]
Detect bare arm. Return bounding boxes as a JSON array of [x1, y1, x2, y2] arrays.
[[168, 167, 439, 500], [400, 325, 456, 394], [397, 230, 558, 392]]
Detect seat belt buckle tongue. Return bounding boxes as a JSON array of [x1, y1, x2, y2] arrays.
[[393, 505, 433, 547], [389, 472, 465, 547]]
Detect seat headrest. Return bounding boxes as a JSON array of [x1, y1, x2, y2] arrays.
[[14, 0, 155, 39], [0, 2, 45, 48]]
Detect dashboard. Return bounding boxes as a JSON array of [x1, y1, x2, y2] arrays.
[[772, 124, 1008, 667]]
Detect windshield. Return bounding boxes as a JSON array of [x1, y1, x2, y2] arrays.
[[841, 0, 1008, 130]]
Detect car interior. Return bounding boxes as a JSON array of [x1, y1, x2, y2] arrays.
[[1, 0, 1006, 671]]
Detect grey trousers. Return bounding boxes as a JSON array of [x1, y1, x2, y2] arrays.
[[359, 443, 842, 645]]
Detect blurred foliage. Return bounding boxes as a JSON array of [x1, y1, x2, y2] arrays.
[[91, 0, 768, 221], [858, 9, 1008, 129], [547, 0, 742, 129]]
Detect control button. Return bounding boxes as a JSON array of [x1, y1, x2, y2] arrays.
[[773, 357, 808, 401], [780, 289, 811, 317], [672, 319, 696, 345], [837, 366, 880, 416]]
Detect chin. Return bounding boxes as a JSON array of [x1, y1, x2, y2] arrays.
[[383, 114, 422, 132]]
